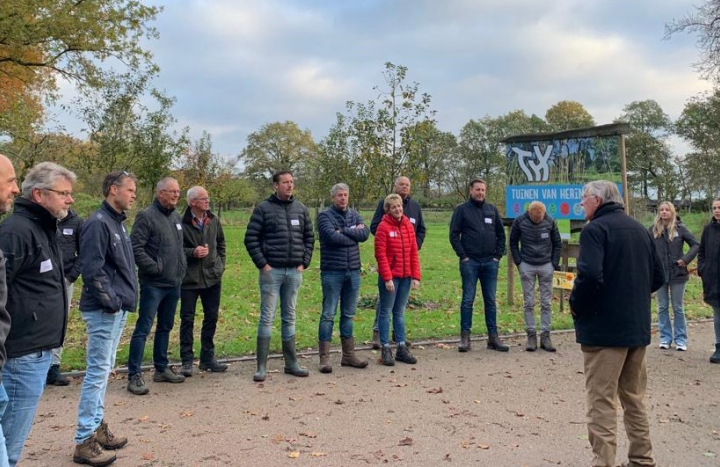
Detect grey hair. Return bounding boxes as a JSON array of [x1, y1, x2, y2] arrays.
[[21, 162, 77, 198], [582, 180, 624, 206], [187, 186, 206, 203], [330, 183, 349, 197], [156, 177, 178, 193]]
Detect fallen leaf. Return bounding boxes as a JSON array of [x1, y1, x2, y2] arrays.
[[138, 416, 149, 422], [310, 452, 327, 457], [180, 411, 194, 418], [478, 444, 490, 450], [435, 343, 450, 349], [299, 431, 317, 438], [473, 400, 482, 404], [427, 387, 444, 394], [142, 453, 154, 460], [262, 414, 270, 421], [288, 451, 300, 458], [398, 437, 414, 446], [703, 452, 717, 458]]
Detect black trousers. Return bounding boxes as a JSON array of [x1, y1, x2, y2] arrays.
[[179, 282, 222, 364]]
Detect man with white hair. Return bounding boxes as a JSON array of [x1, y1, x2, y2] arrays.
[[0, 161, 76, 467]]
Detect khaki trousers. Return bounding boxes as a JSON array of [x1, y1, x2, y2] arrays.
[[581, 345, 656, 467]]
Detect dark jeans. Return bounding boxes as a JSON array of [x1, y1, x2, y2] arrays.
[[179, 283, 222, 364], [127, 284, 181, 375], [459, 258, 499, 333]]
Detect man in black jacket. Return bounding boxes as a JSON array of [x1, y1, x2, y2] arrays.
[[570, 180, 664, 467], [46, 209, 84, 386], [509, 201, 561, 352], [126, 177, 187, 395], [0, 153, 19, 467], [369, 176, 425, 348], [0, 161, 76, 467], [73, 171, 138, 466], [244, 170, 314, 382], [179, 186, 227, 376], [449, 179, 508, 353]]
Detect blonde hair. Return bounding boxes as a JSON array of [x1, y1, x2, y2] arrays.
[[384, 193, 402, 213], [528, 201, 546, 217], [652, 201, 677, 240]]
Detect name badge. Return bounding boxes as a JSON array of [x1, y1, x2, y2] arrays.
[[484, 218, 493, 224], [291, 219, 300, 226], [390, 231, 397, 238], [62, 228, 74, 235], [409, 217, 416, 224], [176, 223, 182, 230], [541, 232, 549, 239], [40, 259, 53, 273]]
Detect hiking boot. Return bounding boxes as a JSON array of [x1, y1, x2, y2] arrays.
[[253, 336, 271, 382], [73, 434, 116, 466], [319, 340, 332, 373], [180, 362, 194, 377], [395, 344, 417, 364], [199, 360, 228, 372], [126, 373, 149, 396], [487, 333, 509, 352], [711, 344, 720, 364], [540, 332, 556, 352], [381, 345, 395, 366], [95, 420, 127, 450], [372, 329, 381, 350], [526, 331, 537, 352], [47, 364, 70, 386], [458, 330, 471, 352], [340, 336, 368, 368], [282, 337, 309, 377], [153, 366, 185, 383]]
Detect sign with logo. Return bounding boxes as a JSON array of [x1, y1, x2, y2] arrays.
[[552, 271, 576, 290]]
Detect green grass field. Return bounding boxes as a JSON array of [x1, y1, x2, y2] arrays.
[[59, 209, 717, 371]]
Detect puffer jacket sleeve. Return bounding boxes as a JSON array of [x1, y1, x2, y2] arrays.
[[301, 205, 314, 269], [407, 221, 421, 281], [244, 204, 268, 269], [551, 218, 562, 270], [318, 211, 355, 247], [509, 216, 522, 265], [374, 220, 392, 281]]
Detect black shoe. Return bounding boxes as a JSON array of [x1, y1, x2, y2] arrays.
[[381, 346, 395, 366], [199, 360, 228, 372], [152, 366, 185, 383], [47, 364, 70, 386], [395, 344, 417, 364], [180, 362, 194, 377], [126, 373, 149, 396]]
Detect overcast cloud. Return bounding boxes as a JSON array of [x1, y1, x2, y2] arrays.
[[53, 0, 713, 159]]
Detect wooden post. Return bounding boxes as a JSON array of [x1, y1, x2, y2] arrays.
[[507, 227, 514, 306], [620, 133, 630, 215]]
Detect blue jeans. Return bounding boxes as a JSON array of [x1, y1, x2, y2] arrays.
[[0, 351, 51, 467], [459, 258, 499, 333], [319, 270, 361, 342], [0, 384, 9, 467], [258, 268, 302, 340], [378, 277, 411, 346], [656, 282, 687, 347], [128, 284, 181, 375], [75, 309, 128, 444]]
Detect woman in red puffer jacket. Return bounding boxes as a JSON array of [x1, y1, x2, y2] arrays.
[[374, 194, 421, 366]]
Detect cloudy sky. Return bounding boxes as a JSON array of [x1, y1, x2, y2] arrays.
[[56, 0, 714, 159]]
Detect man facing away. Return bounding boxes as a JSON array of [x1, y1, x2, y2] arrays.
[[0, 153, 20, 467], [316, 183, 369, 373], [509, 201, 561, 352], [0, 162, 75, 467], [369, 176, 425, 348], [179, 186, 228, 376], [73, 171, 138, 466], [570, 180, 663, 467], [449, 178, 508, 353], [46, 208, 84, 386], [126, 177, 187, 395], [244, 170, 314, 382]]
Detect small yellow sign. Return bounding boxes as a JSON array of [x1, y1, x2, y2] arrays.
[[553, 271, 576, 290]]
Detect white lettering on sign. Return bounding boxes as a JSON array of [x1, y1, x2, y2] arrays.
[[512, 145, 552, 182]]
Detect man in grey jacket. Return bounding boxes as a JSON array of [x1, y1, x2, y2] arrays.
[[126, 177, 188, 395], [244, 170, 314, 382]]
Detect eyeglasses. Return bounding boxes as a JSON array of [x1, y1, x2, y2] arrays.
[[44, 188, 73, 199], [161, 189, 180, 195], [109, 170, 131, 187], [195, 197, 211, 202]]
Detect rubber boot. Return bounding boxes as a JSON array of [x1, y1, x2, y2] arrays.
[[526, 331, 537, 352], [487, 333, 509, 352], [372, 329, 381, 350], [540, 331, 556, 352], [319, 341, 332, 373], [458, 330, 471, 352], [710, 343, 720, 364], [282, 337, 309, 377], [253, 336, 271, 382], [340, 337, 368, 368]]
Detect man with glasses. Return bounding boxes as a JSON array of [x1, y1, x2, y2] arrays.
[[126, 177, 187, 395], [0, 162, 76, 467], [179, 186, 227, 376], [72, 171, 137, 466]]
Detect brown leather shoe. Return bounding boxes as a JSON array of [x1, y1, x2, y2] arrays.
[[73, 434, 117, 466], [95, 420, 127, 450]]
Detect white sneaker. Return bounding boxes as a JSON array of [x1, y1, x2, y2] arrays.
[[659, 342, 670, 350], [676, 343, 687, 351]]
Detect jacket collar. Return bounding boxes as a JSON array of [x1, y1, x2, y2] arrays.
[[153, 197, 176, 215], [269, 193, 294, 205], [101, 200, 127, 222], [13, 197, 58, 231], [592, 202, 624, 220], [183, 205, 215, 223]]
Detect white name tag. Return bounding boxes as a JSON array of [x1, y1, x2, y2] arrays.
[[291, 219, 300, 226], [40, 259, 53, 273], [541, 232, 549, 239], [484, 218, 493, 224], [409, 217, 416, 224], [62, 228, 74, 235], [390, 231, 397, 238], [176, 223, 182, 230]]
